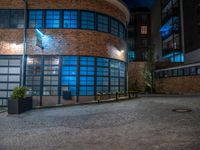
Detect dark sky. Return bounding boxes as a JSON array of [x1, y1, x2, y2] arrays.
[[123, 0, 155, 8]]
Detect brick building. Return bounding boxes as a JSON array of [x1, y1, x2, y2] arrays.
[[0, 0, 130, 106], [152, 0, 200, 94], [128, 7, 151, 62]]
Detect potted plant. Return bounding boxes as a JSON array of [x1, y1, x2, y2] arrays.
[[8, 87, 32, 114]]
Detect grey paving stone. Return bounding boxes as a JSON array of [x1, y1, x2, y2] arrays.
[[0, 96, 200, 150]]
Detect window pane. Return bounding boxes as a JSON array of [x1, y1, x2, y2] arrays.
[[111, 19, 118, 36], [29, 10, 43, 28], [97, 14, 109, 32], [0, 10, 10, 28], [46, 11, 60, 28], [81, 11, 95, 30], [63, 10, 78, 28], [10, 10, 24, 28]]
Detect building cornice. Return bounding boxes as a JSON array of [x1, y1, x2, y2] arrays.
[[105, 0, 130, 23]]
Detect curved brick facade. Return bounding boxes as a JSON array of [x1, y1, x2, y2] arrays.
[[0, 0, 129, 107], [0, 0, 128, 62], [0, 0, 128, 25]]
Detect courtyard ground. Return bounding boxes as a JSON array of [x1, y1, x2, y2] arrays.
[[0, 96, 200, 150]]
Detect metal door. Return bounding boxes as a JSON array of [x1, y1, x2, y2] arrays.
[[0, 56, 21, 107]]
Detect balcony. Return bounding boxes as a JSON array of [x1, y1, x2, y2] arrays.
[[162, 8, 179, 24]]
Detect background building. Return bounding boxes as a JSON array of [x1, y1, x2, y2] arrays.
[[160, 0, 184, 62], [152, 0, 200, 64], [0, 0, 130, 107], [152, 0, 200, 94], [183, 0, 200, 64], [151, 0, 162, 62], [128, 7, 151, 61]]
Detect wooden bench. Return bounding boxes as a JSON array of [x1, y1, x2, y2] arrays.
[[96, 91, 139, 103]]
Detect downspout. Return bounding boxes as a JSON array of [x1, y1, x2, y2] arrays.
[[21, 0, 28, 86], [180, 0, 185, 63]]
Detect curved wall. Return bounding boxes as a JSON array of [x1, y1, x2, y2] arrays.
[[0, 0, 129, 106], [0, 0, 129, 25], [0, 0, 129, 62], [26, 29, 127, 62]]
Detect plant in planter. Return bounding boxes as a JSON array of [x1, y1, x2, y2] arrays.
[[8, 87, 32, 114]]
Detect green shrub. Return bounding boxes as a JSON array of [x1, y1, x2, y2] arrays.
[[11, 87, 28, 100]]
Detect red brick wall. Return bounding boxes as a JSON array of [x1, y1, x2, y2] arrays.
[[128, 62, 146, 92], [0, 0, 128, 62], [155, 76, 200, 94], [0, 29, 24, 55], [0, 29, 127, 61], [26, 29, 127, 61], [0, 0, 127, 24]]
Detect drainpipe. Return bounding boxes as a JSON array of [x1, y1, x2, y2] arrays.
[[21, 0, 28, 86]]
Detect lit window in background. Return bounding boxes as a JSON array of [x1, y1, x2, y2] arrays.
[[141, 26, 148, 34]]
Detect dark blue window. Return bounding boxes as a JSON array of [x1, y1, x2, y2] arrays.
[[62, 76, 77, 86], [62, 56, 77, 65], [46, 11, 60, 28], [119, 62, 125, 77], [110, 60, 119, 68], [80, 66, 94, 76], [80, 86, 94, 96], [10, 10, 24, 28], [80, 77, 94, 86], [80, 56, 95, 96], [80, 57, 94, 66], [197, 67, 200, 75], [81, 11, 95, 30], [62, 66, 77, 75], [111, 19, 119, 36], [97, 58, 109, 67], [63, 10, 78, 28], [62, 56, 77, 96], [119, 23, 125, 39], [97, 67, 109, 76], [97, 14, 109, 32], [0, 10, 10, 28], [29, 10, 43, 28], [97, 77, 109, 86]]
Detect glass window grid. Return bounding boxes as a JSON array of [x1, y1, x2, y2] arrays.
[[46, 10, 61, 28], [29, 10, 43, 28], [43, 57, 59, 96], [81, 11, 95, 30], [119, 23, 125, 39], [0, 10, 24, 28], [0, 9, 126, 40], [63, 10, 78, 28], [26, 56, 42, 96], [0, 10, 10, 28], [97, 14, 109, 32], [0, 57, 21, 107], [111, 19, 119, 36], [79, 86, 94, 96], [156, 66, 200, 78], [25, 56, 126, 97], [97, 58, 109, 67], [62, 56, 78, 96], [79, 56, 95, 96], [10, 10, 24, 28]]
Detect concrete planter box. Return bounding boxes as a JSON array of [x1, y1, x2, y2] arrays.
[[8, 97, 32, 114]]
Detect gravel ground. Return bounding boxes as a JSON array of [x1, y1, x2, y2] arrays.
[[0, 96, 200, 150]]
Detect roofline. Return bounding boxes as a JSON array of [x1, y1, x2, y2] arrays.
[[105, 0, 130, 23]]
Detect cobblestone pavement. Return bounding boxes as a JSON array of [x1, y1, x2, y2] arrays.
[[0, 96, 200, 150]]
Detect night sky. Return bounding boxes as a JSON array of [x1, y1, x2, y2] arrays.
[[123, 0, 155, 8]]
